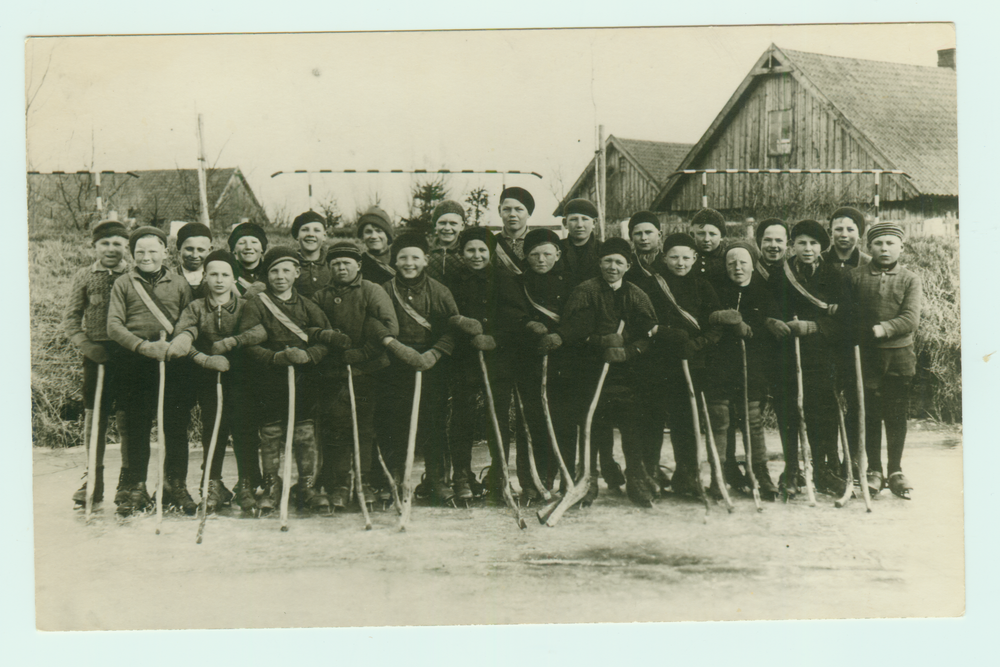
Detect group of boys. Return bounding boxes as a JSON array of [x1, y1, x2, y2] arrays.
[[65, 185, 920, 518]]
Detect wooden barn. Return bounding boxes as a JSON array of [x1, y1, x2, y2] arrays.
[[650, 45, 958, 229], [555, 136, 693, 223], [27, 167, 269, 233]]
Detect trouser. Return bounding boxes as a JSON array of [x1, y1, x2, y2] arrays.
[[255, 363, 322, 485], [517, 358, 565, 490], [707, 399, 768, 479], [778, 361, 839, 475], [591, 383, 641, 473], [81, 345, 128, 468], [663, 365, 701, 476], [448, 351, 514, 486], [117, 351, 191, 484], [542, 360, 589, 486], [635, 375, 669, 475], [318, 372, 376, 489], [376, 357, 449, 481], [194, 364, 256, 482], [865, 375, 912, 476]]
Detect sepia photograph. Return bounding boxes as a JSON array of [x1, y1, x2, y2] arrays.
[[23, 19, 968, 637]]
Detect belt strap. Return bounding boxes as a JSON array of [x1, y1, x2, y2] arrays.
[[390, 280, 433, 331], [782, 260, 832, 313], [257, 293, 310, 343], [635, 255, 700, 331], [494, 239, 523, 276], [130, 276, 175, 335], [523, 285, 560, 323]]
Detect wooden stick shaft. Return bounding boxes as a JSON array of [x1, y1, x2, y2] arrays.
[[196, 374, 223, 543], [279, 366, 295, 530], [398, 371, 422, 531], [84, 364, 104, 522], [740, 341, 763, 511], [515, 386, 550, 500], [834, 392, 855, 508], [479, 352, 526, 528], [347, 366, 372, 530], [681, 359, 711, 515], [541, 355, 573, 489], [155, 331, 167, 534], [375, 442, 403, 515], [854, 346, 873, 511], [700, 391, 734, 513], [793, 329, 817, 506]]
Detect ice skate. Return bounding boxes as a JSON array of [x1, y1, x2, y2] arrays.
[[887, 471, 912, 499]]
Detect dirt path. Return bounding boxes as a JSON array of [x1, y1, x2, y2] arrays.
[[33, 425, 963, 630]]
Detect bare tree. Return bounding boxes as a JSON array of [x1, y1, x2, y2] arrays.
[[464, 186, 490, 226]]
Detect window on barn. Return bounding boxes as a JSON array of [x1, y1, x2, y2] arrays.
[[768, 73, 793, 156]]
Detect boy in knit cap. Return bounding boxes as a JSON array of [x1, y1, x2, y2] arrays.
[[356, 206, 396, 286], [290, 210, 331, 298], [704, 240, 780, 500], [378, 232, 460, 506], [65, 219, 132, 507], [310, 241, 399, 512], [107, 226, 195, 516], [174, 222, 213, 298], [560, 198, 602, 289], [425, 200, 467, 282], [844, 223, 922, 498], [689, 208, 729, 290], [772, 220, 847, 497], [238, 247, 331, 513], [228, 222, 269, 297], [824, 207, 871, 271], [166, 249, 267, 513], [493, 186, 535, 277], [559, 237, 658, 507]]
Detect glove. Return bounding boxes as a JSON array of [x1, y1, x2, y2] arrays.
[[525, 321, 548, 336], [872, 324, 887, 340], [244, 281, 266, 298], [735, 322, 753, 339], [471, 334, 496, 351], [385, 338, 424, 369], [166, 334, 192, 360], [273, 347, 311, 365], [318, 329, 352, 349], [709, 309, 743, 325], [210, 337, 238, 355], [199, 354, 230, 373], [603, 347, 627, 363], [786, 320, 818, 337], [537, 333, 563, 355], [592, 333, 624, 348], [449, 315, 483, 336], [343, 348, 367, 365], [80, 340, 108, 364], [765, 318, 791, 338], [417, 349, 442, 372], [137, 339, 169, 361]]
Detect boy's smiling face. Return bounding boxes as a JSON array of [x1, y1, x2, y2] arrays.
[[830, 216, 861, 253], [462, 240, 491, 271], [204, 260, 235, 298], [296, 222, 327, 255], [95, 235, 128, 268], [664, 245, 696, 277], [180, 236, 212, 272], [133, 235, 166, 273], [395, 247, 427, 279], [267, 260, 300, 294], [434, 214, 464, 246], [793, 234, 822, 265], [361, 224, 388, 253], [599, 254, 629, 284], [759, 224, 788, 263], [869, 235, 903, 267], [234, 235, 263, 267]]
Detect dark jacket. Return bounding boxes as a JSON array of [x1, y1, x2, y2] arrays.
[[559, 234, 601, 289], [360, 252, 395, 286], [705, 275, 778, 397], [693, 243, 728, 291], [295, 246, 332, 299], [239, 288, 330, 366], [382, 274, 459, 355], [310, 274, 399, 376], [492, 231, 529, 277], [654, 268, 723, 371], [445, 262, 523, 358], [774, 257, 845, 366]]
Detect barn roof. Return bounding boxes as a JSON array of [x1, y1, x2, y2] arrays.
[[126, 167, 264, 222], [555, 135, 693, 215]]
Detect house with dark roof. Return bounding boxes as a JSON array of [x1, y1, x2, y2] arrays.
[[650, 44, 958, 227], [28, 167, 268, 233], [554, 136, 693, 223]]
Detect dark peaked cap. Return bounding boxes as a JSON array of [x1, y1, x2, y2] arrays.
[[499, 187, 535, 215]]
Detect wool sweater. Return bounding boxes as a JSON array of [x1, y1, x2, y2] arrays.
[[559, 234, 602, 289], [239, 288, 330, 365], [845, 261, 922, 349], [107, 267, 193, 351], [294, 246, 332, 298], [64, 259, 130, 346], [310, 274, 399, 375], [692, 242, 728, 291], [445, 263, 523, 353], [492, 230, 529, 276], [382, 274, 459, 355], [175, 294, 264, 355], [425, 239, 463, 283], [822, 246, 872, 273]]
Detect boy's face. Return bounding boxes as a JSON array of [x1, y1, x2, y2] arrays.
[[329, 257, 360, 285], [296, 222, 327, 254], [793, 235, 822, 265], [204, 260, 235, 297], [434, 214, 464, 246], [692, 224, 722, 253], [94, 235, 128, 268], [361, 224, 389, 253], [869, 235, 903, 267], [234, 235, 263, 266], [759, 224, 788, 263], [499, 199, 529, 236], [726, 248, 754, 285], [133, 236, 166, 273], [526, 243, 560, 275], [395, 247, 427, 279], [599, 254, 629, 284], [179, 235, 212, 272], [462, 240, 491, 271], [565, 214, 595, 244], [664, 245, 696, 277], [830, 216, 861, 253], [267, 260, 300, 293], [631, 223, 660, 254]]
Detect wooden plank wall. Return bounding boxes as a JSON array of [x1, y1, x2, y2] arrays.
[[571, 144, 660, 219]]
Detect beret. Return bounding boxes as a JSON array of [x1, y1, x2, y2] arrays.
[[690, 208, 727, 236], [203, 249, 238, 274], [432, 200, 466, 223], [390, 231, 430, 265], [499, 187, 535, 215], [228, 222, 269, 253], [129, 225, 168, 255], [829, 206, 867, 237], [754, 218, 789, 248], [261, 246, 300, 274], [327, 240, 363, 263], [176, 222, 213, 250], [92, 219, 128, 244], [356, 206, 394, 244], [457, 226, 496, 253], [790, 219, 831, 251], [628, 210, 660, 236], [523, 228, 561, 256], [564, 198, 599, 220], [291, 210, 326, 238], [662, 232, 698, 253], [598, 237, 632, 261]]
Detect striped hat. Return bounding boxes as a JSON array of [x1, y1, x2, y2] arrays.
[[867, 223, 904, 243]]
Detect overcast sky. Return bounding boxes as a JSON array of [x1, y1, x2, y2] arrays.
[[25, 23, 955, 227]]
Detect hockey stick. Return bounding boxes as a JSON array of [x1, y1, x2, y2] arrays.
[[279, 365, 296, 531], [347, 365, 373, 530], [854, 346, 873, 512], [398, 371, 422, 531], [740, 340, 763, 512], [84, 363, 105, 523], [536, 355, 574, 524], [546, 320, 625, 527], [479, 352, 527, 529], [514, 386, 551, 503], [834, 391, 855, 508], [700, 391, 734, 513], [375, 442, 403, 515], [155, 331, 167, 535], [196, 372, 224, 543], [792, 318, 817, 507], [681, 359, 711, 517]]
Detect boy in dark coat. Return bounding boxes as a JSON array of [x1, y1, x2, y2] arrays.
[[64, 219, 131, 507], [559, 198, 602, 289], [689, 208, 729, 290], [425, 200, 467, 282], [291, 210, 331, 298], [559, 237, 658, 506], [823, 207, 871, 271], [492, 186, 534, 277], [228, 222, 269, 298], [238, 247, 331, 513], [844, 223, 922, 498], [173, 222, 213, 299], [357, 206, 397, 286]]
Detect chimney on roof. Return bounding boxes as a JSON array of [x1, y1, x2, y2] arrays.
[[937, 48, 956, 70]]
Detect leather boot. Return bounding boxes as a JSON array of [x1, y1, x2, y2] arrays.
[[257, 422, 284, 513], [294, 421, 328, 512]]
